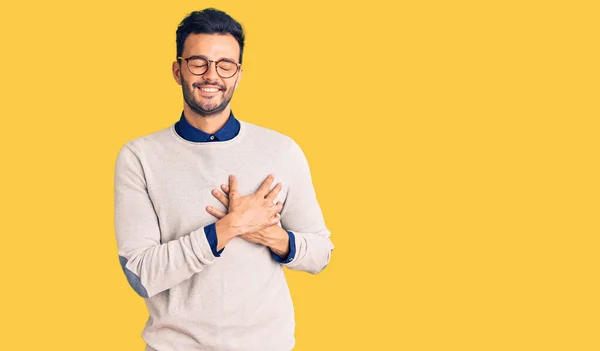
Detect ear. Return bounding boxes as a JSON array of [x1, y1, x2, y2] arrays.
[[172, 60, 182, 85], [234, 67, 243, 90]]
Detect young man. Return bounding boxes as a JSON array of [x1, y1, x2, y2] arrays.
[[114, 8, 334, 351]]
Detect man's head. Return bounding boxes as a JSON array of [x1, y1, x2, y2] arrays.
[[172, 8, 245, 117]]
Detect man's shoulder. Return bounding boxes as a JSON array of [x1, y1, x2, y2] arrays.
[[118, 124, 174, 155], [241, 120, 295, 147]]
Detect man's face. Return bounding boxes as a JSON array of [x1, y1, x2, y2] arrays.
[[173, 33, 242, 116]]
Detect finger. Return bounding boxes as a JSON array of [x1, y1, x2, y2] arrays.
[[268, 201, 283, 216], [221, 184, 230, 194], [229, 175, 239, 198], [268, 212, 281, 225], [206, 206, 226, 219], [212, 189, 229, 207], [256, 174, 275, 197], [266, 182, 282, 201], [269, 215, 281, 226]]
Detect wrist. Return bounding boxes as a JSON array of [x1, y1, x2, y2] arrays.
[[269, 227, 290, 257], [215, 215, 243, 247]]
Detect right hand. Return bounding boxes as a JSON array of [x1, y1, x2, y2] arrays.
[[222, 174, 283, 236]]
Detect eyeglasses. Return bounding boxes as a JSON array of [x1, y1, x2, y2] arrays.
[[178, 56, 241, 79]]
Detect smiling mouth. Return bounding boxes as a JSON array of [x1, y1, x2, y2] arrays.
[[196, 85, 224, 93]]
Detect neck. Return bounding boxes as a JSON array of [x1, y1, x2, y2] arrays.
[[182, 104, 231, 134]]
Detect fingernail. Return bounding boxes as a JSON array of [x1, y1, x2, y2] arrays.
[[207, 206, 212, 210]]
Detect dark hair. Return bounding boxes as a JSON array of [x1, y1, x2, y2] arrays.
[[176, 8, 245, 63]]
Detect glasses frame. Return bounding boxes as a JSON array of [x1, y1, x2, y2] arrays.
[[178, 56, 242, 79]]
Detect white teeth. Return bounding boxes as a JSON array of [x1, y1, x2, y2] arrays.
[[200, 87, 219, 92]]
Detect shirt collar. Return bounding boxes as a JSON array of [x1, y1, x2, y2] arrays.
[[175, 110, 240, 142]]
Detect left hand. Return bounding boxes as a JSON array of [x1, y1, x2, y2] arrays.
[[207, 184, 289, 256]]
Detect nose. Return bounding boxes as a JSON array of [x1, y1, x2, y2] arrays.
[[203, 61, 220, 81]]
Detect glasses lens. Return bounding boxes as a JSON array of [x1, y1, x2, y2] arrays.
[[187, 58, 209, 75], [216, 60, 238, 78]]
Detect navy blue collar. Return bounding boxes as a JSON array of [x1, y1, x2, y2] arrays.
[[175, 111, 240, 142]]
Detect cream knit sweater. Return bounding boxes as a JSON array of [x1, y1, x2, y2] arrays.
[[114, 120, 333, 351]]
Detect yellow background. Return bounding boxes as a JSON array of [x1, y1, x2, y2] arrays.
[[1, 0, 598, 350]]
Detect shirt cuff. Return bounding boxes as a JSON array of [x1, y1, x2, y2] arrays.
[[204, 223, 225, 257], [270, 231, 296, 263]]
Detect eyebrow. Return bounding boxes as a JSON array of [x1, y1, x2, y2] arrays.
[[186, 55, 237, 62]]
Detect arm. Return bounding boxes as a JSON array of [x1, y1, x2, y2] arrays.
[[114, 145, 232, 298], [278, 139, 334, 274]]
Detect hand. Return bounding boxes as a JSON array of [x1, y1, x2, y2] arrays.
[[210, 175, 283, 237], [206, 182, 280, 240], [207, 178, 288, 253]]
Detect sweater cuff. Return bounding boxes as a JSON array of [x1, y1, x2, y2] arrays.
[[204, 223, 225, 257], [270, 231, 296, 263]]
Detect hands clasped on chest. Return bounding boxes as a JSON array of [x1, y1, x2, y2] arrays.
[[206, 174, 291, 257]]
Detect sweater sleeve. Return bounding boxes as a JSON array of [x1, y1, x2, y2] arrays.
[[279, 139, 334, 274], [114, 145, 218, 298]]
